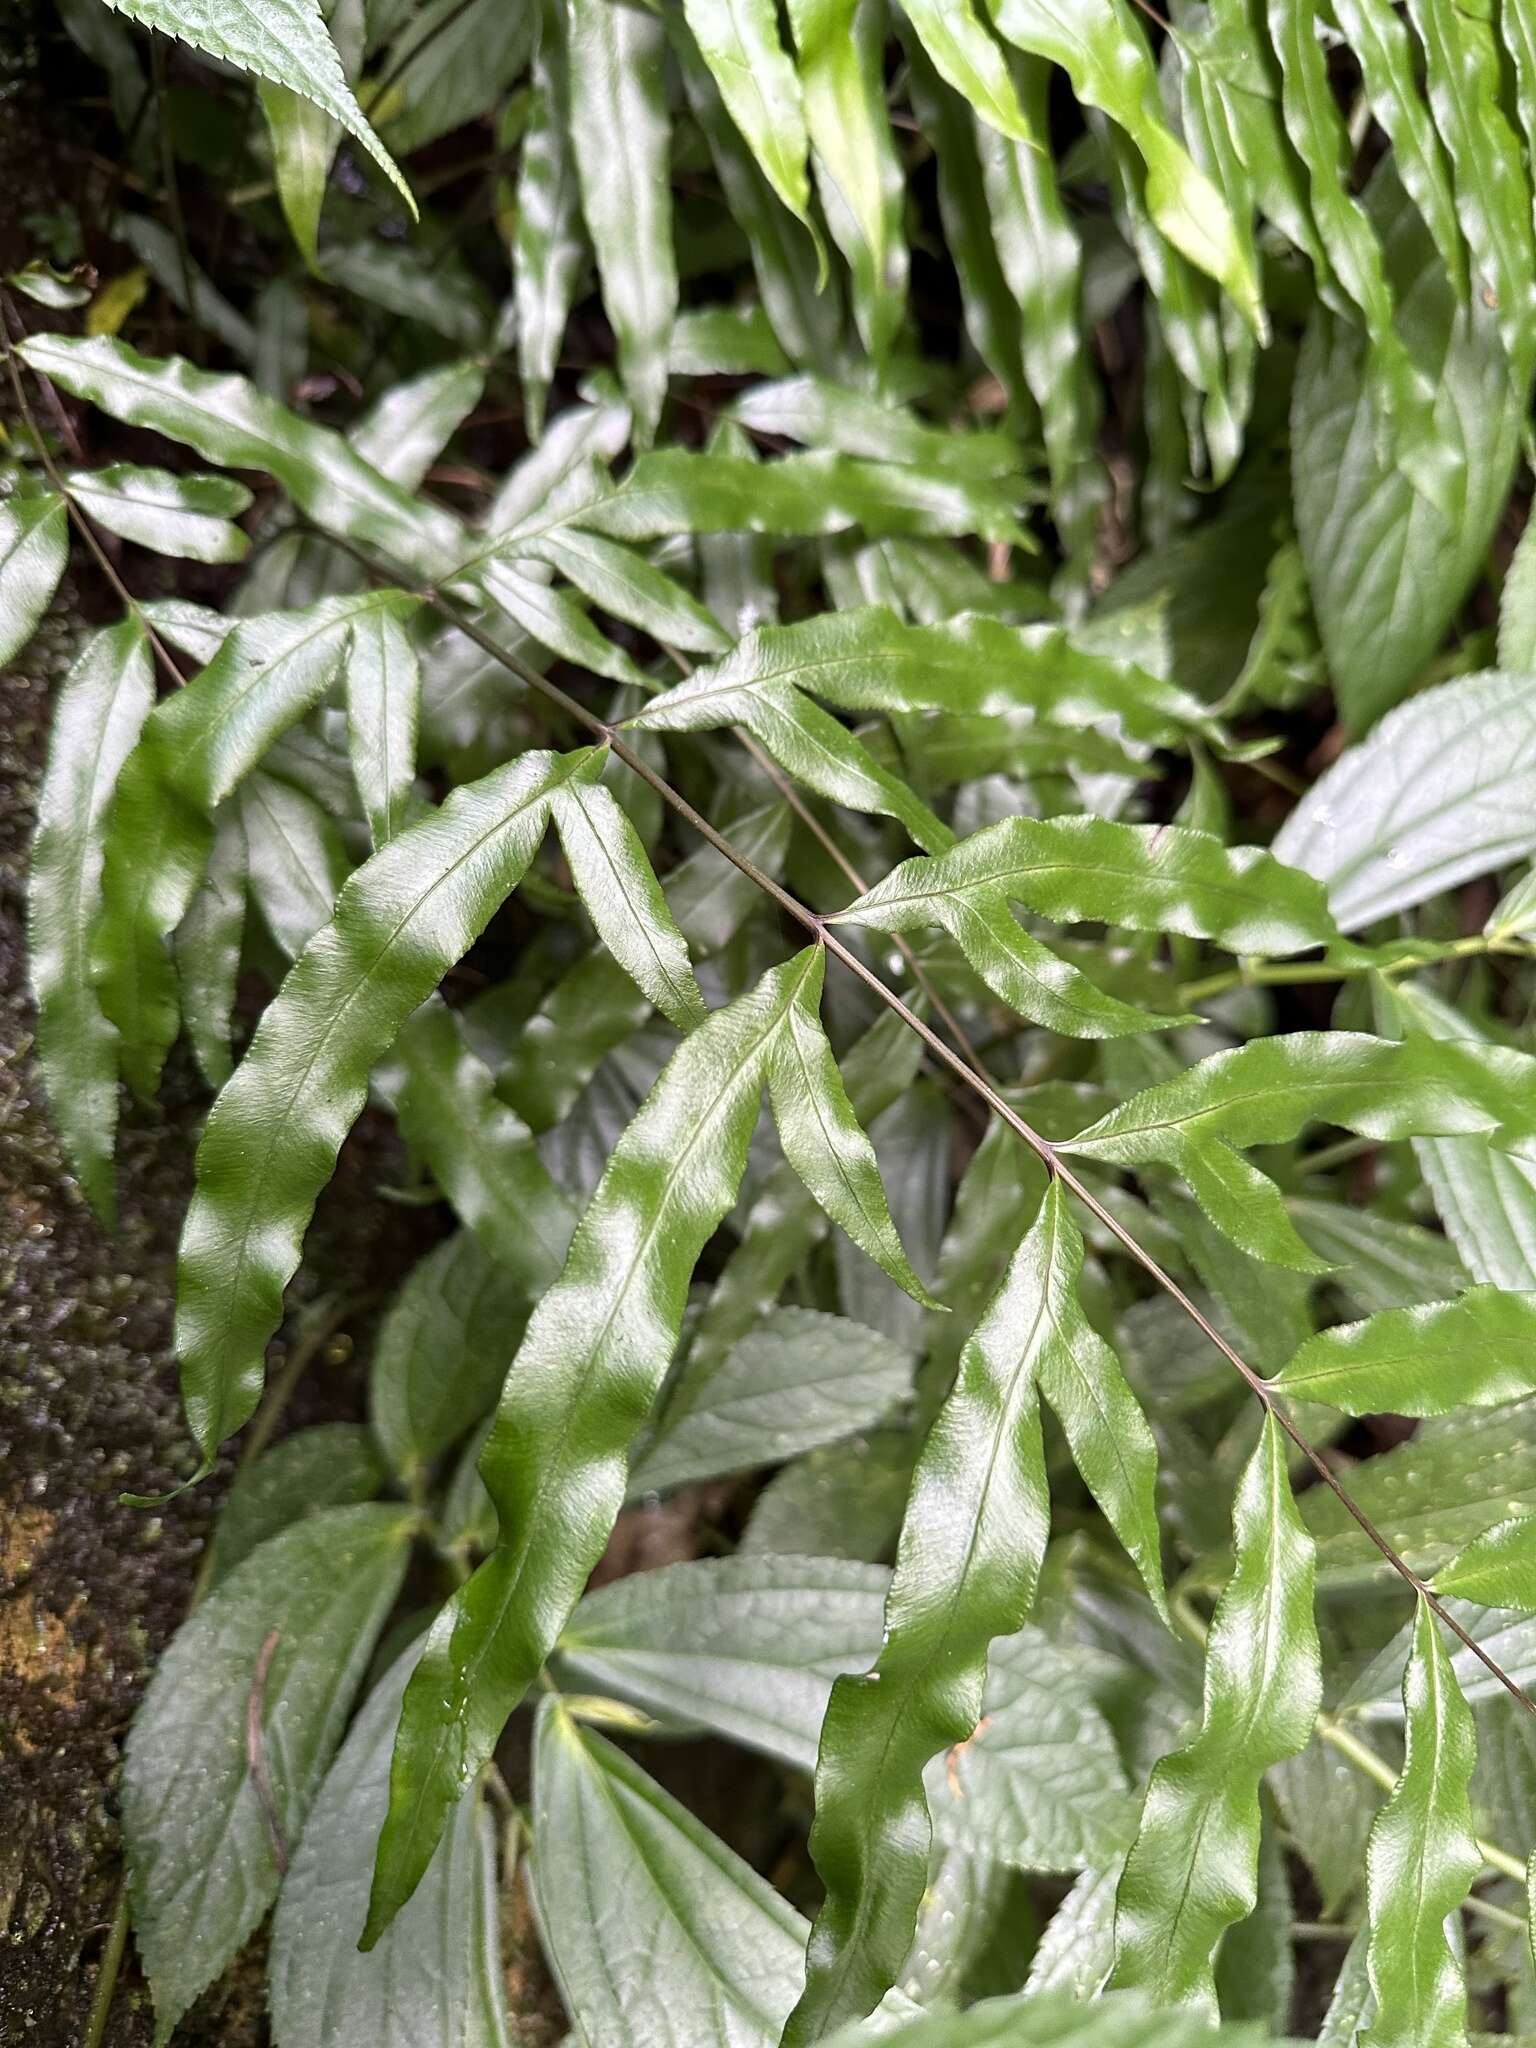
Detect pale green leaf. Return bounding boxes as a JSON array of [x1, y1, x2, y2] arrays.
[[556, 1551, 888, 1769], [1499, 512, 1536, 672], [122, 1504, 414, 2042], [1288, 174, 1520, 729], [28, 618, 154, 1224], [269, 1650, 511, 2048], [344, 600, 419, 846], [521, 524, 731, 654], [1303, 1400, 1536, 1592], [529, 1699, 809, 2046], [175, 798, 247, 1091], [349, 359, 486, 491], [1273, 671, 1536, 927], [730, 377, 1020, 480], [259, 80, 335, 273], [202, 1422, 385, 1588], [630, 1306, 914, 1496], [239, 770, 350, 959], [368, 1230, 526, 1482], [1110, 1414, 1320, 2016]]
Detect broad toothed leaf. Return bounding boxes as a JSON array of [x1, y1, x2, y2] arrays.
[[97, 0, 413, 218], [1110, 1414, 1320, 2016], [529, 1699, 810, 2047], [269, 1650, 511, 2048], [28, 619, 154, 1224], [121, 1504, 414, 2044]]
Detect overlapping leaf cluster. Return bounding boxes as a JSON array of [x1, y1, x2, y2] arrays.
[[13, 0, 1536, 2041]]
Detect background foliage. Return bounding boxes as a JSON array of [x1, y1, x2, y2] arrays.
[[8, 0, 1536, 2041]]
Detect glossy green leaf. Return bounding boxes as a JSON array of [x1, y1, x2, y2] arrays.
[[0, 489, 67, 665], [974, 50, 1104, 565], [1272, 1287, 1536, 1416], [743, 1430, 916, 1564], [19, 333, 462, 574], [787, 1181, 1143, 2040], [1403, 0, 1536, 386], [1266, 0, 1446, 507], [899, 0, 1032, 142], [522, 524, 730, 654], [64, 464, 251, 561], [630, 1306, 914, 1496], [529, 1698, 809, 2046], [344, 600, 419, 846], [683, 0, 813, 231], [1435, 1516, 1536, 1613], [1064, 1031, 1536, 1270], [1385, 983, 1536, 1293], [1331, 0, 1464, 299], [95, 592, 415, 1098], [370, 953, 816, 1939], [1288, 174, 1521, 729], [1360, 1600, 1481, 2048], [391, 999, 578, 1291], [631, 606, 1213, 741], [512, 9, 584, 443], [373, 0, 533, 154], [349, 359, 486, 492], [368, 1230, 526, 1482], [556, 1551, 888, 1769], [550, 769, 707, 1029], [989, 0, 1262, 332], [584, 448, 1028, 546], [174, 747, 591, 1470], [202, 1422, 385, 1587], [269, 1649, 510, 2048], [101, 0, 411, 215], [766, 948, 939, 1306], [1110, 1414, 1320, 2016], [28, 618, 154, 1223], [1274, 671, 1536, 927], [566, 0, 675, 441], [834, 815, 1337, 954], [731, 377, 1020, 480], [789, 0, 906, 362], [1288, 1198, 1468, 1316], [121, 1503, 414, 2043]]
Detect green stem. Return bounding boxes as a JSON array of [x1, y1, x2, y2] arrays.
[[82, 1888, 130, 2048], [1179, 933, 1527, 1008]]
